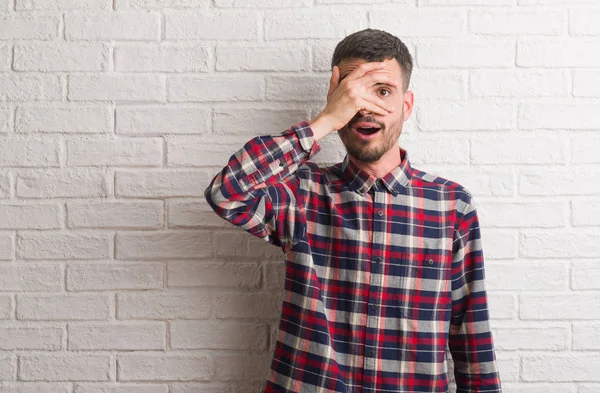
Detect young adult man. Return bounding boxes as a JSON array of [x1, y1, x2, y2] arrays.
[[205, 28, 502, 393]]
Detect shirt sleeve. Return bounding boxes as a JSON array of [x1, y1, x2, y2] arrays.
[[203, 120, 320, 253], [449, 193, 502, 393]]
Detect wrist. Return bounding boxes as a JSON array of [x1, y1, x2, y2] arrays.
[[308, 113, 336, 142]]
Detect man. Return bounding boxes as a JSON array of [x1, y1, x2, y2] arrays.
[[205, 28, 502, 393]]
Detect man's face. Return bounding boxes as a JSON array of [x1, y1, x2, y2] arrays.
[[336, 58, 411, 163]]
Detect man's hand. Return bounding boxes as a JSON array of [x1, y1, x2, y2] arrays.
[[309, 62, 398, 142]]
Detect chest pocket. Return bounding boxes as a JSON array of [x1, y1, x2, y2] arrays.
[[401, 250, 452, 322]]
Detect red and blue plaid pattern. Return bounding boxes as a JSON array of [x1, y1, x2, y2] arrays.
[[205, 121, 502, 393]]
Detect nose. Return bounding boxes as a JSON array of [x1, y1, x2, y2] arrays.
[[358, 108, 372, 117]]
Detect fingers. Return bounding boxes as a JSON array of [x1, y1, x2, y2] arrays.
[[359, 98, 391, 117], [327, 65, 339, 101], [345, 61, 387, 81]]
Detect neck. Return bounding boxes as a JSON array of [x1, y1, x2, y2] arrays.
[[350, 144, 403, 179]]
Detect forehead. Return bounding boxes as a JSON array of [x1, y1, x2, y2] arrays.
[[337, 58, 402, 82]]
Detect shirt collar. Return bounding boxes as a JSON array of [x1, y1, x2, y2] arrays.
[[341, 147, 413, 196]]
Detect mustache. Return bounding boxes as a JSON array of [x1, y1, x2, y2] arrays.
[[348, 115, 385, 130]]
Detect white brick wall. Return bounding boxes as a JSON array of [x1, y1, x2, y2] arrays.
[[0, 0, 598, 391]]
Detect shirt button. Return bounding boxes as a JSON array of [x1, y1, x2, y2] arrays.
[[370, 303, 377, 311], [368, 350, 375, 357], [279, 161, 285, 167], [428, 259, 434, 265], [377, 211, 383, 216], [375, 257, 382, 263]]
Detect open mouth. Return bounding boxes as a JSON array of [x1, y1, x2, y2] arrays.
[[355, 127, 381, 135]]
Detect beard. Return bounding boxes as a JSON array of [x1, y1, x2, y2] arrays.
[[338, 113, 404, 163]]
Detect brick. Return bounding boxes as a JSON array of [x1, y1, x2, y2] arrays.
[[520, 167, 600, 195], [479, 200, 566, 228], [0, 204, 62, 229], [116, 231, 211, 259], [470, 70, 567, 97], [410, 70, 464, 100], [492, 322, 569, 350], [168, 75, 262, 102], [216, 0, 309, 5], [520, 103, 600, 130], [14, 43, 108, 71], [521, 231, 600, 258], [522, 354, 600, 381], [167, 137, 231, 167], [474, 229, 516, 260], [167, 200, 232, 229], [214, 292, 281, 319], [312, 40, 337, 72], [67, 262, 163, 290], [571, 260, 600, 290], [0, 326, 63, 350], [520, 0, 596, 3], [518, 39, 600, 67], [264, 262, 285, 290], [16, 105, 112, 134], [165, 11, 259, 40], [0, 15, 58, 39], [573, 71, 600, 97], [68, 201, 162, 229], [16, 169, 108, 198], [0, 232, 14, 260], [469, 9, 563, 35], [17, 232, 112, 260], [0, 138, 59, 167], [116, 106, 210, 135], [115, 170, 210, 198], [570, 8, 600, 35], [371, 9, 464, 37], [572, 200, 600, 226], [216, 355, 271, 381], [266, 76, 328, 102], [214, 108, 307, 136], [167, 261, 261, 288], [416, 167, 514, 198], [581, 386, 600, 393], [74, 384, 168, 393], [67, 137, 162, 167], [485, 261, 567, 291], [493, 352, 520, 382], [213, 231, 250, 258], [16, 0, 109, 9], [416, 100, 514, 131], [17, 294, 110, 321], [418, 38, 514, 68], [422, 0, 513, 3], [573, 323, 600, 350], [65, 11, 160, 41], [0, 355, 15, 380], [19, 354, 110, 381], [0, 44, 11, 71], [69, 74, 165, 102], [488, 293, 516, 319], [0, 383, 71, 393], [117, 291, 211, 319], [0, 75, 62, 101], [118, 354, 212, 381], [117, 0, 208, 8], [216, 46, 309, 72], [0, 171, 10, 199], [170, 321, 267, 350], [520, 293, 600, 319], [265, 10, 366, 40], [115, 44, 210, 72], [472, 135, 564, 164], [69, 322, 165, 350], [401, 133, 469, 164], [0, 263, 62, 291], [0, 296, 12, 319]]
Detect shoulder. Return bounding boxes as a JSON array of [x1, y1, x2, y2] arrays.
[[410, 166, 475, 213]]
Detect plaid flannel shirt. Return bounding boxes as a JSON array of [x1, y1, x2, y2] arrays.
[[204, 121, 502, 393]]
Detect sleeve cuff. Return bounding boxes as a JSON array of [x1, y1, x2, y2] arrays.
[[292, 120, 320, 157]]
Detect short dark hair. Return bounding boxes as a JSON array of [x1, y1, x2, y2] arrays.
[[331, 28, 413, 92]]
